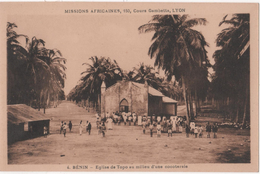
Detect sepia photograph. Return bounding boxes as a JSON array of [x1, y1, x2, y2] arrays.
[[0, 2, 258, 172]]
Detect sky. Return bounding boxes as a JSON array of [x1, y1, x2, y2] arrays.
[[8, 13, 227, 95]]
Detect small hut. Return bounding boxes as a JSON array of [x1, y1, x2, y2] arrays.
[[8, 104, 50, 144]]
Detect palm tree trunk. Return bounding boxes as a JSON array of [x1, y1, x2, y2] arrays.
[[189, 92, 194, 120], [242, 85, 248, 127], [38, 90, 42, 111], [46, 92, 50, 107], [235, 103, 239, 123], [198, 99, 201, 112], [182, 76, 190, 125], [194, 88, 199, 114], [212, 97, 215, 107], [98, 93, 101, 113]]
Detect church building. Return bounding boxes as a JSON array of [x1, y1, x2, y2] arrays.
[[101, 80, 177, 117]]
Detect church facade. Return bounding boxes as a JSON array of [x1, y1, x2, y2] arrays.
[[101, 80, 177, 117]]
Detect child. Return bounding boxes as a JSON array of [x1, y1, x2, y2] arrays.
[[199, 125, 203, 138], [194, 126, 198, 138], [149, 123, 154, 137], [157, 123, 161, 137], [168, 122, 173, 137], [185, 125, 190, 138]]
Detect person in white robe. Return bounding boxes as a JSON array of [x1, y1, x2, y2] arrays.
[[79, 120, 83, 135], [107, 118, 113, 130]]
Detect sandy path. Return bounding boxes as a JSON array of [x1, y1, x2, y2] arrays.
[[8, 101, 250, 164]]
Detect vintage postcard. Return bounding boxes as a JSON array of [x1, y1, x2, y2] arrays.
[[0, 2, 258, 172]]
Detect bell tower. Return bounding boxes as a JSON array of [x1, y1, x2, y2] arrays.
[[101, 81, 106, 115]]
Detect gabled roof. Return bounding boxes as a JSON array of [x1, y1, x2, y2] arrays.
[[8, 104, 50, 125], [148, 86, 164, 97], [162, 96, 178, 103], [132, 82, 164, 97]]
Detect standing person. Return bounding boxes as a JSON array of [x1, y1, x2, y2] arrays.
[[128, 114, 132, 126], [179, 122, 183, 133], [86, 121, 92, 135], [96, 114, 100, 129], [112, 112, 117, 123], [118, 115, 122, 125], [213, 123, 218, 138], [157, 122, 161, 137], [86, 121, 89, 133], [60, 121, 64, 134], [106, 112, 110, 118], [152, 114, 156, 123], [107, 117, 113, 130], [43, 125, 48, 138], [149, 123, 154, 137], [172, 118, 176, 132], [162, 117, 167, 133], [79, 120, 83, 136], [98, 122, 102, 135], [157, 116, 161, 123], [206, 122, 211, 138], [194, 126, 198, 138], [168, 121, 173, 137], [176, 121, 180, 133], [101, 122, 106, 137], [63, 122, 67, 137], [123, 113, 127, 125], [68, 121, 72, 132], [199, 125, 203, 138], [185, 124, 190, 138], [142, 120, 146, 134], [133, 112, 137, 126], [190, 122, 195, 135]]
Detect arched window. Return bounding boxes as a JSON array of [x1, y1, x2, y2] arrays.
[[120, 99, 129, 113]]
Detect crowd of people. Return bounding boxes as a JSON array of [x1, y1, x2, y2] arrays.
[[95, 111, 187, 138], [57, 111, 219, 139]]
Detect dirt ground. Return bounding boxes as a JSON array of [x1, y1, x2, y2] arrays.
[[8, 101, 250, 164]]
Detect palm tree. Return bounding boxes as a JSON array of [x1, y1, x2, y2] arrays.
[[212, 14, 249, 126], [38, 48, 67, 109], [80, 56, 122, 111], [132, 63, 161, 89], [7, 22, 31, 104], [17, 36, 51, 109], [139, 15, 209, 123], [7, 22, 67, 111]]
